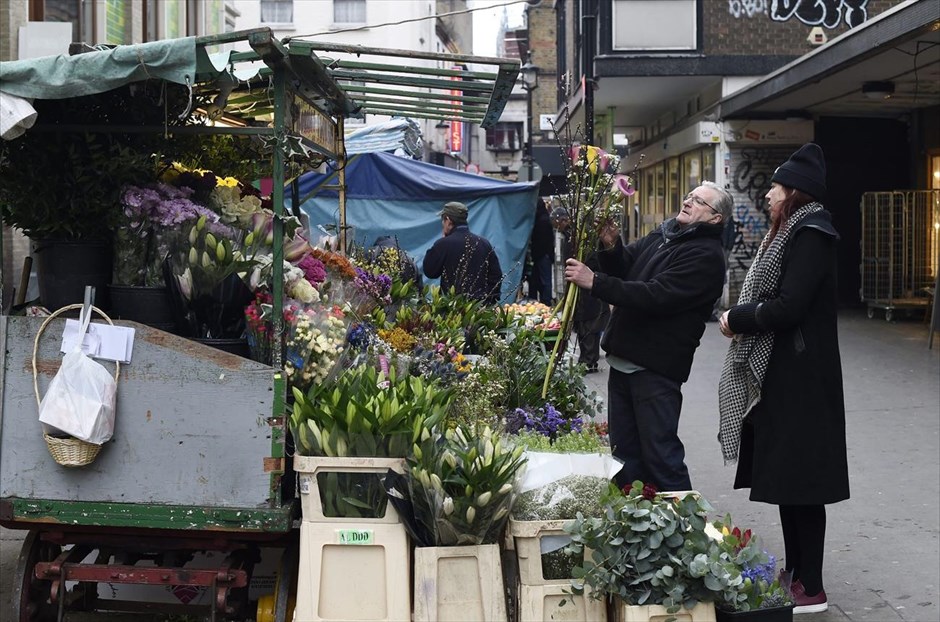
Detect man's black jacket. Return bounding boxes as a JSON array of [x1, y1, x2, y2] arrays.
[[423, 225, 503, 303], [592, 218, 725, 382]]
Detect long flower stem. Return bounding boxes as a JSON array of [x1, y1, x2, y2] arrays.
[[541, 280, 579, 399]]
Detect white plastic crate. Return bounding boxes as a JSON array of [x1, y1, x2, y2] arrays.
[[510, 518, 582, 586], [517, 583, 607, 622], [294, 520, 411, 622], [413, 544, 507, 622], [614, 601, 716, 622], [294, 455, 405, 524]]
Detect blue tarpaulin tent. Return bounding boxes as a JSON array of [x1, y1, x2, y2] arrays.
[[290, 151, 539, 303]]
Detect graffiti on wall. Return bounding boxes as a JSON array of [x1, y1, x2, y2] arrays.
[[728, 0, 769, 19], [772, 0, 869, 28], [725, 147, 792, 297], [728, 0, 869, 28]]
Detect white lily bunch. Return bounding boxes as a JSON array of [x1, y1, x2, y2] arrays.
[[407, 425, 527, 546]]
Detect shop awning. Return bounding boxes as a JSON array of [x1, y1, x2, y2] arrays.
[[0, 28, 520, 142]]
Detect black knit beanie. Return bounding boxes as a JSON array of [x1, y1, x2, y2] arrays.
[[771, 143, 826, 200]]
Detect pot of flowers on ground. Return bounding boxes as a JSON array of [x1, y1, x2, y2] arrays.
[[707, 516, 794, 622]]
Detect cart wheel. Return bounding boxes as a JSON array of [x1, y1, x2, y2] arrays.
[[885, 309, 894, 322], [12, 530, 62, 622], [867, 307, 875, 319], [274, 539, 299, 622]]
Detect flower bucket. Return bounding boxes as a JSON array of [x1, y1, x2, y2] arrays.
[[108, 284, 175, 329], [193, 336, 250, 358], [32, 237, 113, 312], [715, 605, 794, 622]]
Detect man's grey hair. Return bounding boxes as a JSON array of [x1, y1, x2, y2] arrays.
[[701, 181, 733, 225]]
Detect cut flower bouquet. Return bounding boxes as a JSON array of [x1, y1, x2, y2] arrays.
[[115, 182, 217, 286]]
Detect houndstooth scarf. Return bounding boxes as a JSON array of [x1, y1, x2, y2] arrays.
[[718, 202, 823, 464]]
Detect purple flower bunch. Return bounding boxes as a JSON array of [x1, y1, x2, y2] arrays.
[[353, 267, 393, 306], [741, 552, 777, 586], [121, 182, 217, 229], [509, 403, 583, 439]]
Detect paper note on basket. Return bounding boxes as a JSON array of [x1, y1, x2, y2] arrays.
[[61, 319, 135, 363]]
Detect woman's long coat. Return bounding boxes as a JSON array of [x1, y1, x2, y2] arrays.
[[728, 211, 850, 505]]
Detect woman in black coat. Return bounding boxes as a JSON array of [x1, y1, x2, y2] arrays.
[[717, 143, 849, 616]]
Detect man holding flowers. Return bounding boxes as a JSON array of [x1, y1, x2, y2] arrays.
[[564, 181, 732, 492]]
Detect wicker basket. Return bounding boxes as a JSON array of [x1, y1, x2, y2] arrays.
[[42, 433, 102, 467], [32, 304, 119, 468]]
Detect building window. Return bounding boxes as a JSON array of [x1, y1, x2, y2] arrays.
[[165, 0, 183, 38], [486, 123, 522, 152], [103, 0, 131, 44], [612, 0, 696, 51], [261, 0, 293, 24], [33, 0, 90, 45], [333, 0, 366, 24]]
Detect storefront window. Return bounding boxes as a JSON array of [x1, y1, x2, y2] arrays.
[[702, 148, 715, 183], [666, 157, 680, 221], [682, 153, 700, 197]]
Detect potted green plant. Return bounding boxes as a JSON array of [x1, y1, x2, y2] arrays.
[[565, 481, 720, 621], [0, 86, 187, 311]]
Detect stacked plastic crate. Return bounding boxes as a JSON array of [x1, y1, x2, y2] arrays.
[[293, 456, 411, 622]]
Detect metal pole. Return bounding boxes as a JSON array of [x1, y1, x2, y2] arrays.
[[337, 115, 347, 255], [271, 68, 286, 371], [582, 0, 596, 144], [526, 82, 534, 182]]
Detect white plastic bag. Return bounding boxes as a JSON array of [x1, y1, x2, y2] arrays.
[[38, 308, 117, 444]]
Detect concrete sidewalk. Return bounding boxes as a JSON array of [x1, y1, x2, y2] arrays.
[[581, 309, 940, 622], [2, 310, 937, 620]]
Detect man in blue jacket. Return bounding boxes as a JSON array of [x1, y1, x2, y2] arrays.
[[423, 201, 503, 304], [563, 182, 732, 491]]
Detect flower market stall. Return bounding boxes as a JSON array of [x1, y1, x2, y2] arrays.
[[0, 28, 522, 621]]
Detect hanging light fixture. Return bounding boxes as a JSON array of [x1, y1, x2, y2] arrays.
[[862, 81, 895, 100]]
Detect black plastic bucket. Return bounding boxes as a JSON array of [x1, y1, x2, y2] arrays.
[[32, 238, 113, 312]]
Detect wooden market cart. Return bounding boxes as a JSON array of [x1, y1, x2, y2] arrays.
[[0, 28, 519, 621]]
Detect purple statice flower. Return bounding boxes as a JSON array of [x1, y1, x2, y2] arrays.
[[347, 322, 375, 350], [298, 254, 327, 286], [518, 404, 584, 438], [505, 407, 530, 435]]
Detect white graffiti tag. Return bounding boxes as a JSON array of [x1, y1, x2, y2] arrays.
[[729, 0, 769, 18], [770, 0, 869, 29]]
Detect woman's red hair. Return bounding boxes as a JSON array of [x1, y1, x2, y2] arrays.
[[768, 186, 815, 241]]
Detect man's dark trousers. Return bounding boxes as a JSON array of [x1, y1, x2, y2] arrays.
[[607, 368, 692, 492]]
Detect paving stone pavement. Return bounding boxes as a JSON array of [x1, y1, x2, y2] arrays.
[[2, 309, 937, 621]]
